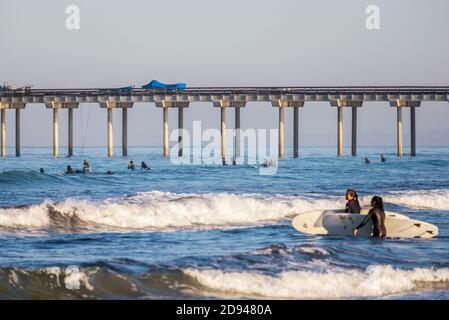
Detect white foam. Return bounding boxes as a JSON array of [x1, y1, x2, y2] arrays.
[[1, 189, 447, 232], [0, 192, 341, 231], [183, 265, 449, 299], [386, 189, 449, 211]]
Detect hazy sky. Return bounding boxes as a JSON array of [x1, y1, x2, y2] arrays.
[[1, 0, 449, 148]]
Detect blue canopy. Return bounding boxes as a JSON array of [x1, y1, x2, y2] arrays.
[[142, 80, 186, 90]]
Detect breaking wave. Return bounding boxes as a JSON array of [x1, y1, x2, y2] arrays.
[[0, 191, 341, 232], [386, 189, 449, 211], [0, 189, 447, 233], [183, 266, 449, 299]]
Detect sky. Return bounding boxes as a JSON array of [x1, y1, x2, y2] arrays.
[[1, 0, 449, 148]]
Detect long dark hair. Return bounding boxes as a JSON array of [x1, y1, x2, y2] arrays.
[[346, 189, 361, 208], [371, 196, 384, 211]]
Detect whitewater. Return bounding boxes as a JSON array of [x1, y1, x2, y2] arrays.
[[0, 146, 448, 299]]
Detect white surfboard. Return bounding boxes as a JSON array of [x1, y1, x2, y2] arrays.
[[292, 210, 438, 239]]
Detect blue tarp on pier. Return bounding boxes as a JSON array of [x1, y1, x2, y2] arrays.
[[142, 80, 187, 90]]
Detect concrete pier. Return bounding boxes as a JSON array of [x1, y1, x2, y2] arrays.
[[397, 107, 403, 157], [293, 106, 299, 158], [352, 107, 357, 157], [68, 108, 73, 157], [53, 108, 59, 158], [107, 108, 113, 157], [390, 100, 420, 157], [271, 100, 304, 158], [337, 107, 343, 157], [122, 108, 127, 157], [411, 106, 416, 157], [235, 107, 241, 160], [156, 102, 188, 158], [0, 86, 445, 159], [220, 107, 227, 162], [1, 109, 5, 158], [330, 100, 362, 157], [278, 107, 285, 159], [178, 107, 183, 157], [16, 109, 20, 157], [163, 106, 168, 157]]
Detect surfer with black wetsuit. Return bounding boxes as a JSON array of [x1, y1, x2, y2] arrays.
[[353, 196, 386, 238], [345, 189, 361, 214]]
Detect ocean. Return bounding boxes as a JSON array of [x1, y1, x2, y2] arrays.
[[0, 146, 448, 299]]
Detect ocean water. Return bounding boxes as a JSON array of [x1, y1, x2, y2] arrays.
[[0, 146, 449, 299]]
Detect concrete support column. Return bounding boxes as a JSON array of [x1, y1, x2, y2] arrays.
[[235, 107, 241, 160], [178, 107, 183, 157], [107, 108, 113, 157], [410, 106, 416, 157], [279, 107, 285, 159], [15, 108, 20, 157], [351, 107, 357, 156], [53, 108, 59, 158], [68, 108, 73, 157], [293, 106, 299, 158], [163, 106, 168, 157], [221, 107, 227, 162], [1, 109, 5, 158], [122, 108, 128, 157], [337, 106, 343, 157], [397, 107, 403, 157]]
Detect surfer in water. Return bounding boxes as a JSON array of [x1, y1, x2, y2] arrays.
[[353, 196, 386, 238], [381, 154, 386, 162], [365, 157, 371, 164], [345, 189, 361, 213], [83, 160, 91, 173], [141, 161, 150, 171], [39, 168, 45, 174], [128, 161, 136, 171], [65, 165, 75, 174]]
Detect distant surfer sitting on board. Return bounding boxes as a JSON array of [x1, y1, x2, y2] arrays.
[[345, 189, 361, 214], [354, 196, 386, 238], [83, 160, 91, 173]]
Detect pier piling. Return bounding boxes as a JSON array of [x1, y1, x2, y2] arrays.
[[122, 108, 127, 157], [163, 106, 168, 157], [235, 107, 241, 160], [53, 108, 59, 158], [107, 108, 113, 157], [351, 107, 357, 157], [15, 108, 20, 157], [397, 107, 403, 157], [337, 107, 343, 157], [221, 107, 227, 163], [1, 109, 5, 158], [411, 106, 416, 157], [278, 107, 285, 159], [178, 107, 183, 157], [68, 108, 73, 157], [293, 106, 299, 158]]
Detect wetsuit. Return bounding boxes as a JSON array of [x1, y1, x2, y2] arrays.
[[345, 199, 361, 214], [128, 163, 135, 170], [355, 207, 386, 237]]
